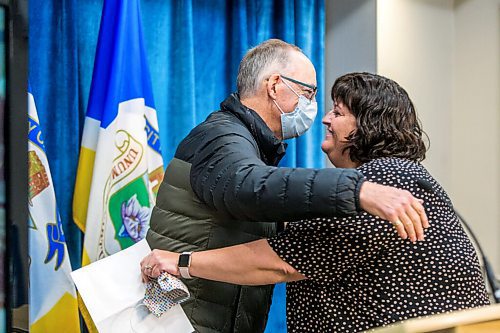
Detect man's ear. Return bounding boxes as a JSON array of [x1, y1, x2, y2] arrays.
[[266, 73, 280, 100]]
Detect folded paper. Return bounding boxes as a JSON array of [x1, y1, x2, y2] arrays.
[[71, 240, 194, 333]]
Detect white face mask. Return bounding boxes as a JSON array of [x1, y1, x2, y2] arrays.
[[273, 80, 318, 139]]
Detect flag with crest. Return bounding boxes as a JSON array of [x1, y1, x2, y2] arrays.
[[28, 87, 80, 333], [73, 1, 163, 329], [73, 0, 163, 267]]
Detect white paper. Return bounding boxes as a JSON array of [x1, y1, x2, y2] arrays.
[[71, 239, 194, 333]]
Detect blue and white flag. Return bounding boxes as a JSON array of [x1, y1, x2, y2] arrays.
[[28, 87, 80, 333], [73, 0, 164, 266], [73, 1, 164, 329]]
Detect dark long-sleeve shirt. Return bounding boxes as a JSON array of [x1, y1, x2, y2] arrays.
[[269, 157, 490, 333]]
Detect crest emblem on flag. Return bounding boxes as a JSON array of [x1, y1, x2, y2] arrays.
[[105, 127, 153, 249], [28, 150, 49, 202]]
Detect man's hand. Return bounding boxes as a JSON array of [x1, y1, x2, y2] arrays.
[[359, 181, 429, 242], [140, 249, 180, 283]]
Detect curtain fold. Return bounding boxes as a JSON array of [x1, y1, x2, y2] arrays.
[[29, 1, 325, 332], [29, 0, 82, 268]]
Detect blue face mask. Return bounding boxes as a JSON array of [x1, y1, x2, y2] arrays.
[[273, 80, 318, 139]]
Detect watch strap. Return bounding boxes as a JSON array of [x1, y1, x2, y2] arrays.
[[178, 251, 193, 279]]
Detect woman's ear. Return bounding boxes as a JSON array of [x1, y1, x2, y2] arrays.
[[266, 73, 280, 100]]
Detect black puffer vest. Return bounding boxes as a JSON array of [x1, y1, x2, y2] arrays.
[[147, 94, 364, 333]]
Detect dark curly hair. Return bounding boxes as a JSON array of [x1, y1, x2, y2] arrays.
[[331, 72, 428, 163]]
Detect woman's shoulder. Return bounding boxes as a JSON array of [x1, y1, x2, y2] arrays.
[[357, 157, 430, 188], [358, 157, 422, 173], [357, 157, 453, 214]]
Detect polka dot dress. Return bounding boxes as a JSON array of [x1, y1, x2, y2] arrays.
[[268, 157, 490, 333]]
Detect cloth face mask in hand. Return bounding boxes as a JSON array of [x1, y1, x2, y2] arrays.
[[143, 272, 190, 317]]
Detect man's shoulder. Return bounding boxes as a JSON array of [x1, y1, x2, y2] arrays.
[[193, 110, 255, 142], [175, 110, 257, 161]]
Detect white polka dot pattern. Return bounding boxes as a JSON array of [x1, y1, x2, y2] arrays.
[[268, 157, 491, 333], [143, 272, 190, 317]]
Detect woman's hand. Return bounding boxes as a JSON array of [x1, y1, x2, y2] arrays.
[[140, 249, 180, 283]]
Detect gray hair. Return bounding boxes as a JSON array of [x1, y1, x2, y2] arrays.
[[237, 39, 302, 99]]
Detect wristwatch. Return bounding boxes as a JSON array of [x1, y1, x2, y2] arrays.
[[178, 251, 193, 279]]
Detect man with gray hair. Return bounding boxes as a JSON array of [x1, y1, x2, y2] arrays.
[[145, 39, 428, 333]]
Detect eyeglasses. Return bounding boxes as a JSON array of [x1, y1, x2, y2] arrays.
[[281, 75, 317, 101]]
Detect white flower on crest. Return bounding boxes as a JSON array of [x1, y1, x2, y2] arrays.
[[119, 194, 150, 242]]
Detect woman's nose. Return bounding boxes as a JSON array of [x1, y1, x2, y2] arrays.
[[322, 111, 332, 125]]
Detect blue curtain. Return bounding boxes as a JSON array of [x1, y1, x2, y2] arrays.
[[29, 1, 324, 332], [29, 0, 82, 267]]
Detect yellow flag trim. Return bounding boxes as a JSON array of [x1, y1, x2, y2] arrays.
[[78, 292, 98, 333], [73, 147, 95, 232], [30, 293, 80, 333]]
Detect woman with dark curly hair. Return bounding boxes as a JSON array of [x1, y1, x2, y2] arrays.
[[141, 72, 490, 332]]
